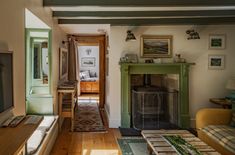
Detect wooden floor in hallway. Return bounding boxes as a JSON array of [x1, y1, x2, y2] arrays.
[[51, 113, 122, 155]]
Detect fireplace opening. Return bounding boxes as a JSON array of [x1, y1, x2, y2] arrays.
[[131, 74, 179, 130]]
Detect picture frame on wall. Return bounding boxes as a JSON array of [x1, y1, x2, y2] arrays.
[[81, 57, 96, 67], [209, 34, 226, 49], [106, 57, 109, 76], [140, 35, 172, 58], [59, 47, 68, 80], [208, 54, 225, 70]]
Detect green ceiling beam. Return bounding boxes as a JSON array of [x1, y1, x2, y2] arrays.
[[58, 17, 235, 25], [53, 10, 235, 18], [44, 0, 235, 7]]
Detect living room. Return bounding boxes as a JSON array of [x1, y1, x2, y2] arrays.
[[0, 0, 235, 155]]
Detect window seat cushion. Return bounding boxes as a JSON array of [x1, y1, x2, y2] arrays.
[[27, 116, 57, 155], [202, 125, 235, 154], [27, 128, 47, 155], [38, 116, 55, 131]]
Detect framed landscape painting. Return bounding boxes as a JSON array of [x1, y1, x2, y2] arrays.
[[209, 34, 226, 49], [59, 48, 68, 80], [81, 57, 96, 67], [208, 54, 225, 70], [140, 35, 173, 58]]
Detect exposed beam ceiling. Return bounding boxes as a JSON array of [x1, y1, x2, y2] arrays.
[[44, 0, 235, 7], [58, 17, 235, 26], [44, 0, 235, 25], [53, 10, 235, 18]]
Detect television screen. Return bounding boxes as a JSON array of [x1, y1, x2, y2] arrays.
[[0, 52, 13, 113]]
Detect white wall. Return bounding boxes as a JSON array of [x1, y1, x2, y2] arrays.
[[78, 46, 99, 77], [0, 0, 66, 116], [107, 25, 235, 128]]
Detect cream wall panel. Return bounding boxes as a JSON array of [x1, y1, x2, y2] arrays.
[[0, 0, 66, 116], [108, 25, 235, 128]]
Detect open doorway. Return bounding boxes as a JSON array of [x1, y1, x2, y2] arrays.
[[72, 35, 107, 132], [76, 35, 106, 109]]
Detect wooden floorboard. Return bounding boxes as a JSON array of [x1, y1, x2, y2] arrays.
[[51, 110, 121, 155]]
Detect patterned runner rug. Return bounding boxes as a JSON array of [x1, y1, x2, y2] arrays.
[[73, 101, 106, 132]]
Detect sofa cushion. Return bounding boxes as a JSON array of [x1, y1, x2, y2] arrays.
[[80, 70, 90, 79], [230, 111, 235, 127], [202, 125, 235, 154], [89, 71, 97, 77]]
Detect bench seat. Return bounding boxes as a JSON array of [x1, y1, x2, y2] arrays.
[[27, 116, 58, 155]]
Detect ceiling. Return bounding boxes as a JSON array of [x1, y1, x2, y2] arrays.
[[43, 0, 235, 33]]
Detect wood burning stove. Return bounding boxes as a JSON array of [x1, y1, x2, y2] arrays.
[[132, 84, 178, 130]]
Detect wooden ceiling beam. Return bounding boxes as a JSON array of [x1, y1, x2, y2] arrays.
[[58, 17, 235, 25], [44, 0, 235, 7], [53, 10, 235, 18]]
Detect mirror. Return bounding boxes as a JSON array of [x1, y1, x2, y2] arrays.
[[26, 29, 51, 96], [32, 38, 48, 85]]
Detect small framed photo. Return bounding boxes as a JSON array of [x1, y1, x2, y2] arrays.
[[125, 53, 138, 63], [140, 35, 172, 58], [208, 55, 225, 70], [209, 34, 226, 49], [81, 57, 95, 67]]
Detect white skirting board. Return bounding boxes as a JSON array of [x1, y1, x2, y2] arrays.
[[104, 104, 123, 128], [190, 118, 196, 128], [108, 118, 121, 128]]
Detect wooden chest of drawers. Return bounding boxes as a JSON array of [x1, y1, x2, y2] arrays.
[[80, 81, 99, 93]]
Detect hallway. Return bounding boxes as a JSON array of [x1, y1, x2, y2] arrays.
[[51, 110, 122, 155]]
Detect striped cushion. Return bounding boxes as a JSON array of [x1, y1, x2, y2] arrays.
[[202, 125, 235, 154], [231, 111, 235, 127]]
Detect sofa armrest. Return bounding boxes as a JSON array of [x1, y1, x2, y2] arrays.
[[196, 108, 232, 129]]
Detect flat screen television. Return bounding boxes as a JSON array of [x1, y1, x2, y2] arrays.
[[0, 52, 14, 113]]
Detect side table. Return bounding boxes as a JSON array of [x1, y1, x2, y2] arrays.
[[209, 98, 232, 109], [58, 81, 77, 131]]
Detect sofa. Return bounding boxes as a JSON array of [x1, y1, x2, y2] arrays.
[[196, 108, 235, 155]]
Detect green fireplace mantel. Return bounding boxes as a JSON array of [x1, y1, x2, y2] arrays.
[[120, 62, 195, 129]]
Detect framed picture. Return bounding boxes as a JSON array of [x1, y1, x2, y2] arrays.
[[106, 34, 110, 55], [209, 34, 226, 49], [106, 57, 109, 76], [140, 35, 173, 58], [81, 57, 95, 67], [59, 47, 68, 80], [208, 55, 225, 70]]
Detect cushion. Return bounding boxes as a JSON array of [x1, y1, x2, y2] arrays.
[[80, 77, 98, 82], [80, 70, 90, 79], [231, 111, 235, 127], [202, 125, 235, 154], [89, 71, 97, 77], [38, 116, 55, 131], [27, 128, 47, 155]]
